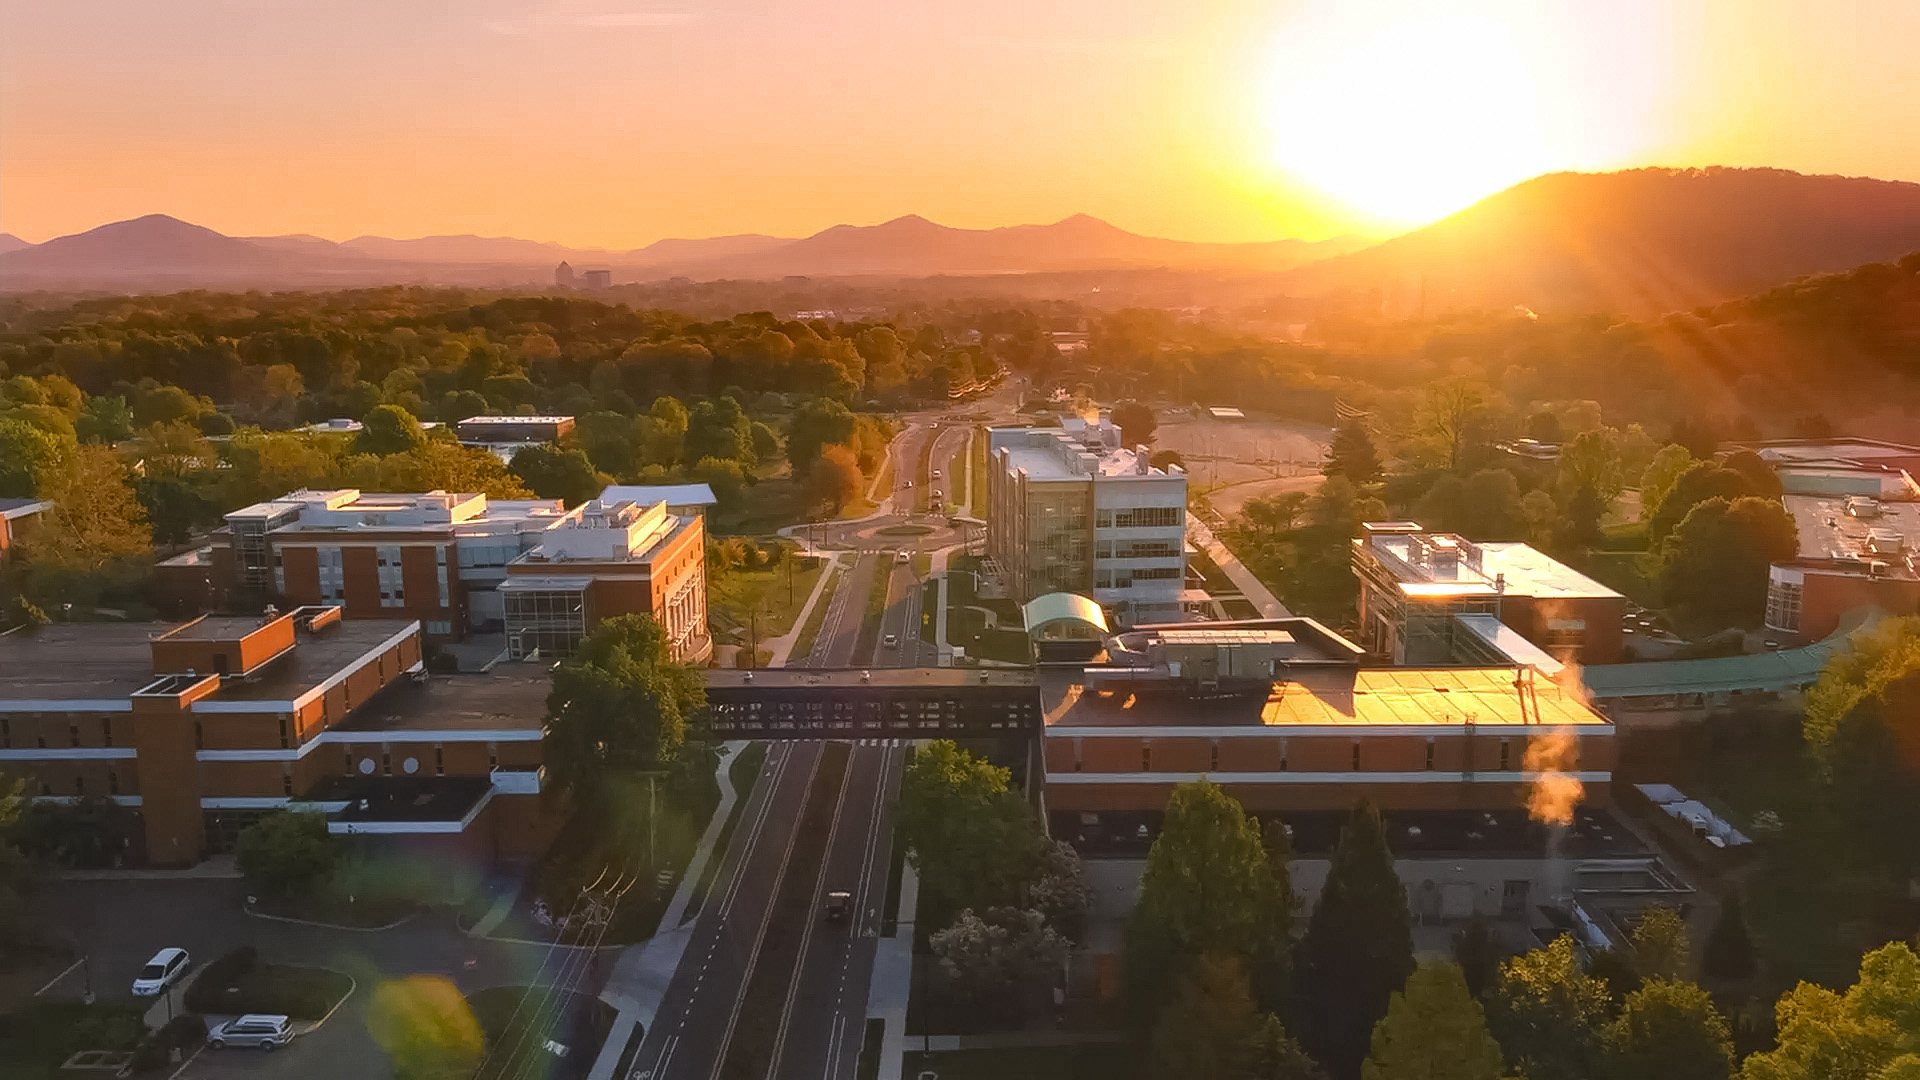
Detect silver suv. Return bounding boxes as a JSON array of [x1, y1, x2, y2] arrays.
[[209, 1014, 295, 1051]]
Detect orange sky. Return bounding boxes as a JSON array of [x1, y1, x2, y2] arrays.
[[4, 0, 1920, 248]]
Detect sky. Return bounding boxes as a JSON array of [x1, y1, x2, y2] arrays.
[[4, 0, 1920, 249]]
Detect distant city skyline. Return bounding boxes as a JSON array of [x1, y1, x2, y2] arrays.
[[4, 0, 1920, 247]]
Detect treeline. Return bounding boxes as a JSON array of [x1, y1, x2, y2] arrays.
[[1113, 778, 1914, 1080]]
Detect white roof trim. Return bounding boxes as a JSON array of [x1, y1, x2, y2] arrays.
[[1045, 770, 1613, 784]]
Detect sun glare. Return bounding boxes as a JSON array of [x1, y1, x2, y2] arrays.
[[1263, 13, 1567, 227]]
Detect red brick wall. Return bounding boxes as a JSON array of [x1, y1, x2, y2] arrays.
[[1797, 572, 1920, 643]]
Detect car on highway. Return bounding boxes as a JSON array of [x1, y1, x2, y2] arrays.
[[931, 490, 942, 501], [208, 1014, 295, 1051], [932, 469, 942, 478], [130, 947, 189, 997], [895, 551, 910, 563], [883, 633, 898, 648], [824, 890, 852, 922], [904, 480, 913, 488]]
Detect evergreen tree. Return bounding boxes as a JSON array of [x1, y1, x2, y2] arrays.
[[1323, 418, 1383, 485], [1128, 780, 1291, 1016], [1295, 799, 1415, 1079], [1247, 1014, 1328, 1080], [1150, 953, 1263, 1080], [1361, 961, 1505, 1080], [1701, 895, 1757, 982], [1452, 914, 1500, 1000]]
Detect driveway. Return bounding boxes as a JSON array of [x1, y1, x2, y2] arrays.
[[46, 878, 606, 1080]]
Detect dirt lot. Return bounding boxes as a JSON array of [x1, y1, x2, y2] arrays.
[[1154, 413, 1330, 519]]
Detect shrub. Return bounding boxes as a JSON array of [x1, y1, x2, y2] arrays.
[[184, 946, 257, 1013]]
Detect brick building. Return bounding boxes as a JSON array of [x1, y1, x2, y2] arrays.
[[501, 498, 711, 663], [0, 608, 553, 866], [1765, 494, 1920, 643], [1041, 620, 1614, 823], [1353, 523, 1626, 666]]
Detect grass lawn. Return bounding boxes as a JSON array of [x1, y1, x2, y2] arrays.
[[469, 985, 615, 1080], [789, 559, 842, 662], [685, 743, 768, 918], [1581, 551, 1661, 611], [902, 1043, 1133, 1080], [945, 556, 1029, 663], [919, 580, 939, 643], [852, 556, 895, 661], [186, 956, 352, 1020], [709, 552, 828, 651], [711, 476, 814, 537], [0, 1000, 146, 1079]]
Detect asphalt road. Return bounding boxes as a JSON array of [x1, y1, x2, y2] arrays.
[[632, 741, 821, 1080], [768, 741, 902, 1080]]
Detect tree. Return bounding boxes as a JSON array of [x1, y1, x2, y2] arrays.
[[1361, 960, 1505, 1080], [366, 975, 484, 1080], [1702, 895, 1757, 982], [1631, 905, 1691, 981], [750, 420, 780, 462], [1150, 954, 1263, 1080], [807, 444, 864, 512], [438, 389, 489, 425], [542, 615, 705, 809], [1453, 915, 1501, 1000], [1742, 941, 1920, 1080], [786, 397, 859, 477], [1414, 379, 1491, 472], [930, 906, 1067, 1014], [1657, 496, 1798, 632], [896, 741, 1043, 926], [641, 397, 689, 467], [356, 440, 532, 499], [1324, 418, 1383, 485], [1649, 462, 1762, 543], [1028, 839, 1093, 943], [509, 445, 605, 506], [1485, 935, 1612, 1080], [131, 384, 208, 429], [0, 418, 71, 498], [1112, 401, 1157, 447], [355, 404, 428, 456], [1722, 450, 1784, 501], [235, 810, 337, 897], [75, 395, 133, 445], [1556, 429, 1625, 508], [1134, 779, 1290, 963], [686, 396, 754, 464], [1638, 444, 1694, 523], [1295, 800, 1415, 1079], [12, 445, 152, 593], [1557, 485, 1607, 553], [1605, 979, 1732, 1080], [1247, 1015, 1329, 1080]]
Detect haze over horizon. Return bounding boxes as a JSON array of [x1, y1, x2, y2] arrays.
[[5, 0, 1920, 248]]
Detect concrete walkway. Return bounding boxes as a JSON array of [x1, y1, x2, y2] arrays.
[[868, 853, 919, 1080], [586, 740, 748, 1080], [62, 854, 241, 880], [763, 552, 842, 668], [1188, 516, 1290, 618], [928, 543, 964, 665]]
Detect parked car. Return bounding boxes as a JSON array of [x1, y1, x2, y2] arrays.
[[883, 633, 898, 648], [932, 469, 942, 479], [824, 890, 852, 922], [209, 1014, 295, 1051], [131, 948, 190, 997]]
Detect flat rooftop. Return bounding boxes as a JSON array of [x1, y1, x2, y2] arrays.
[[1783, 493, 1920, 580], [310, 776, 492, 823], [0, 623, 179, 702], [183, 619, 418, 703], [705, 667, 1040, 691], [1041, 667, 1608, 729], [337, 665, 551, 732], [158, 614, 282, 642], [1362, 530, 1622, 601]]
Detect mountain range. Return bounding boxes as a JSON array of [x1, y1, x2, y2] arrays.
[[7, 167, 1920, 317], [0, 213, 1362, 292]]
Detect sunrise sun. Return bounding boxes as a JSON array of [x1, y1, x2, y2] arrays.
[[1263, 13, 1567, 226]]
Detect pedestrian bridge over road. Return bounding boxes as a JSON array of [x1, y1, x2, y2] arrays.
[[700, 667, 1041, 739]]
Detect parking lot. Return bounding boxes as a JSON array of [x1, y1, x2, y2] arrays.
[[45, 878, 603, 1080]]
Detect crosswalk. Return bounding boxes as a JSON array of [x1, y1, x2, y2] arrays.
[[851, 738, 906, 748]]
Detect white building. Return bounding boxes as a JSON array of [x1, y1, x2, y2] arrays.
[[986, 415, 1187, 626]]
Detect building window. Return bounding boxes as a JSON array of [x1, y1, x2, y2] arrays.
[[1352, 740, 1362, 771], [1766, 578, 1803, 632], [1, 717, 8, 747], [436, 546, 451, 609], [1209, 742, 1220, 772], [435, 745, 445, 776], [1425, 738, 1436, 771], [345, 749, 354, 774], [283, 769, 294, 796], [74, 776, 84, 796], [428, 620, 452, 636], [1140, 743, 1153, 771], [377, 545, 405, 607], [381, 751, 392, 776], [488, 745, 499, 769], [101, 718, 112, 748], [108, 769, 119, 796], [278, 715, 290, 749], [193, 722, 203, 750], [1499, 738, 1511, 771], [36, 733, 45, 749], [70, 723, 80, 749], [1279, 738, 1288, 771]]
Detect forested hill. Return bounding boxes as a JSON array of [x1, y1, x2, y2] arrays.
[[1277, 167, 1920, 319]]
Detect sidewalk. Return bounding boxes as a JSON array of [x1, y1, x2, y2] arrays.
[[868, 852, 919, 1080], [928, 543, 963, 665], [61, 854, 241, 880], [1188, 516, 1290, 618], [585, 740, 748, 1080]]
